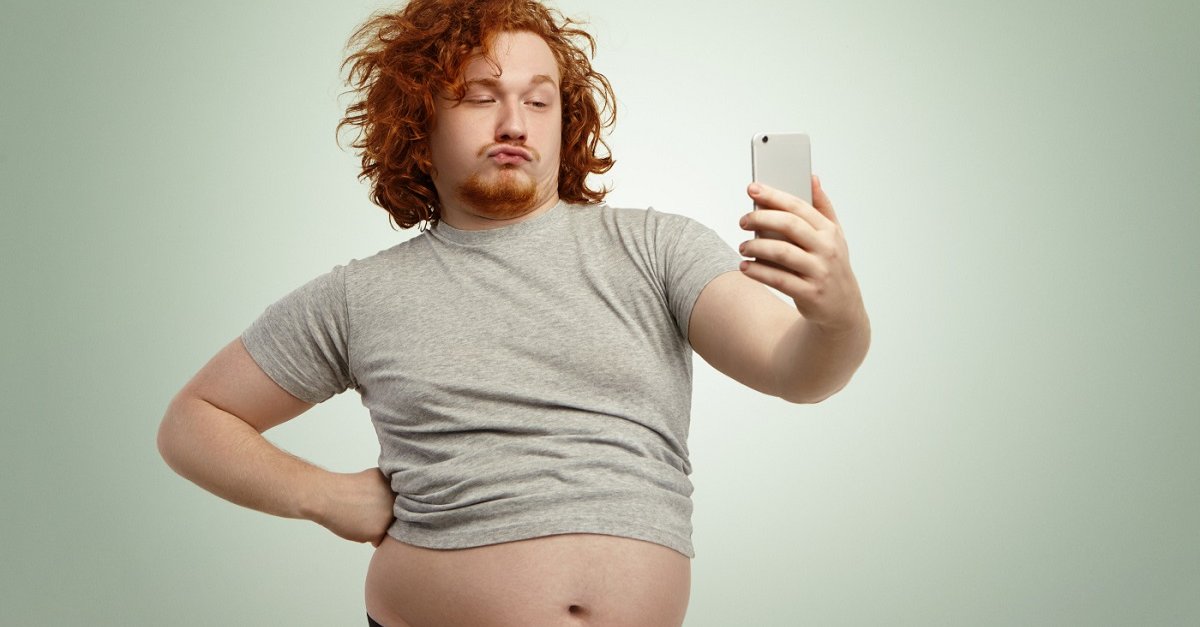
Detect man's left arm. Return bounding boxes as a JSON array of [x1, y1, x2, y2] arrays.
[[688, 176, 871, 404]]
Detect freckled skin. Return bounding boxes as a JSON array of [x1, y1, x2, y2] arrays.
[[429, 30, 564, 230]]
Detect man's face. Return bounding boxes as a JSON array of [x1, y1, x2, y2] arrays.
[[429, 30, 563, 226]]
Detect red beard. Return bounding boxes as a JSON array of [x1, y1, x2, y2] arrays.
[[457, 166, 539, 220]]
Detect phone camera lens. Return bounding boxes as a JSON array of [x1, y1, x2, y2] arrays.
[[762, 136, 769, 143]]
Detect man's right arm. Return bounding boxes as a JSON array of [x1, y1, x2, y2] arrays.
[[156, 337, 331, 522]]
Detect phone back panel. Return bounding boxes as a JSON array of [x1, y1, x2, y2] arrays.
[[751, 132, 812, 206]]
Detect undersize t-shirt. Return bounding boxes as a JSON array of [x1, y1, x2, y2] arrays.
[[240, 200, 742, 558]]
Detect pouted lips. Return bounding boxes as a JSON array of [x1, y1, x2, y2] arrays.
[[487, 146, 533, 161]]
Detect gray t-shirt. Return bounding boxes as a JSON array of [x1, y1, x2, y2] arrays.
[[240, 200, 742, 558]]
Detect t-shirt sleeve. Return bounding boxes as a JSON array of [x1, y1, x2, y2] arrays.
[[648, 208, 744, 342], [239, 264, 356, 404]]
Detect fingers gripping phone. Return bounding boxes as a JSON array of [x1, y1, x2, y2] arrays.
[[750, 132, 812, 244]]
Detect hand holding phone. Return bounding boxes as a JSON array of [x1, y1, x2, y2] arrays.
[[741, 135, 866, 336]]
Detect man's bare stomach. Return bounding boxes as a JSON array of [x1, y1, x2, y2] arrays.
[[364, 532, 691, 627]]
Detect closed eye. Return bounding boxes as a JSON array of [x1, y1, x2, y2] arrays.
[[465, 97, 550, 108]]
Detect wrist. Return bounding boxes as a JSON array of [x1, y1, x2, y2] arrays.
[[814, 306, 870, 339], [299, 468, 336, 524]]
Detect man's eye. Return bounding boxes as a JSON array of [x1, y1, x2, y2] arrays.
[[468, 98, 494, 104], [528, 101, 548, 108]]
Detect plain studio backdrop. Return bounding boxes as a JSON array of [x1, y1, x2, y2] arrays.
[[2, 0, 1197, 625]]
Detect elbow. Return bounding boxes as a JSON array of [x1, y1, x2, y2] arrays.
[[777, 376, 853, 405], [156, 399, 191, 473], [769, 315, 870, 406], [779, 387, 836, 405], [156, 412, 180, 471]]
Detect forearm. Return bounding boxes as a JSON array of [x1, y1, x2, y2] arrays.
[[157, 397, 332, 521], [773, 308, 871, 404]]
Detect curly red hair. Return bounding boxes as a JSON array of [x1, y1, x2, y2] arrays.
[[336, 0, 617, 230]]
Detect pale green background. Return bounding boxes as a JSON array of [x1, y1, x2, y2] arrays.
[[2, 0, 1197, 625]]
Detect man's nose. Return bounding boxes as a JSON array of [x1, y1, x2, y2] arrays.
[[495, 99, 526, 142]]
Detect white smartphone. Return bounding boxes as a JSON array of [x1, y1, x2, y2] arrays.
[[750, 132, 812, 243]]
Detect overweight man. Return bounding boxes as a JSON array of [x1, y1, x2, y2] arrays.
[[158, 1, 870, 625]]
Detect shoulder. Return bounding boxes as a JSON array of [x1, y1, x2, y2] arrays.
[[342, 232, 433, 272], [314, 233, 435, 300]]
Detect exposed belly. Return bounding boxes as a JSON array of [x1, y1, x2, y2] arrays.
[[364, 532, 691, 627]]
